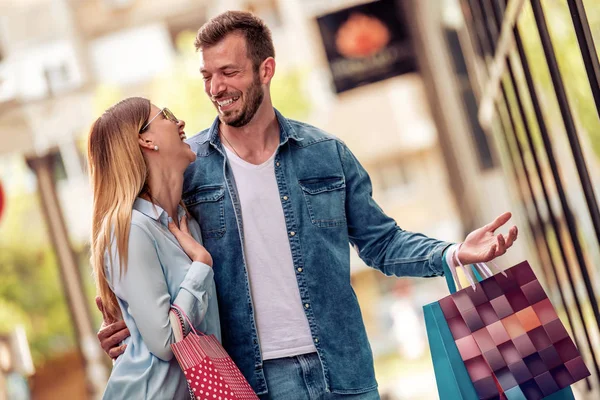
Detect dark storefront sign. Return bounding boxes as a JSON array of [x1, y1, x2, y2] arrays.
[[316, 0, 416, 93]]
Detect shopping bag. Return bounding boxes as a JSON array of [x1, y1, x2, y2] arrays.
[[424, 298, 480, 399], [170, 304, 258, 400], [425, 259, 587, 399]]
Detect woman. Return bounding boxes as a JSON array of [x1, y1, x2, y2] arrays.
[[88, 97, 220, 399]]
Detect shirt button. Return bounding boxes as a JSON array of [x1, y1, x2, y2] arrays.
[[276, 162, 280, 167], [282, 196, 288, 201], [297, 267, 303, 272], [304, 303, 310, 308], [314, 338, 319, 343], [289, 231, 296, 236]]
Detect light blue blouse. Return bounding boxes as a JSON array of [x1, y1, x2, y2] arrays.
[[102, 198, 221, 399]]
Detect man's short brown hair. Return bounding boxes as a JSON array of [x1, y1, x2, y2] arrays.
[[195, 10, 275, 71]]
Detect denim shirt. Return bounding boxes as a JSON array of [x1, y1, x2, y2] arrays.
[[182, 110, 451, 395]]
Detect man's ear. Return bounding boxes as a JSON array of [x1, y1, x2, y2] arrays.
[[260, 57, 276, 84]]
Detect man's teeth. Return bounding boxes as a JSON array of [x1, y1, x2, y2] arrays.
[[217, 97, 239, 107]]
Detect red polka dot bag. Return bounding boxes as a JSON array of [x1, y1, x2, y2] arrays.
[[170, 304, 258, 400]]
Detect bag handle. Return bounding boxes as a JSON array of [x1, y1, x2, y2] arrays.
[[170, 304, 204, 337], [170, 309, 185, 342], [446, 243, 507, 293]]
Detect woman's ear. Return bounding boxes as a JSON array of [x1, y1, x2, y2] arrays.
[[138, 136, 155, 151]]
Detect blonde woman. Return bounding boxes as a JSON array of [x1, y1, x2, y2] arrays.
[[88, 97, 220, 399]]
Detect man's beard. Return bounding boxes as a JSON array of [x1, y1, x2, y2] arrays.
[[219, 73, 264, 128]]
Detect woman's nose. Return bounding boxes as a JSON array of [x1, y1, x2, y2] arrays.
[[177, 119, 186, 129]]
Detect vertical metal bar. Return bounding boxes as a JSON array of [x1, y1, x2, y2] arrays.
[[567, 0, 600, 121], [504, 44, 599, 387], [491, 0, 598, 385], [511, 28, 600, 389], [494, 44, 597, 393], [530, 0, 600, 343], [494, 96, 558, 285], [489, 0, 579, 318], [466, 0, 494, 58], [488, 1, 572, 312], [493, 103, 551, 277], [480, 0, 500, 51], [459, 0, 484, 59]]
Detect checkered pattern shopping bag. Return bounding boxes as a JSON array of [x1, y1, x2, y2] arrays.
[[170, 305, 258, 400], [425, 260, 589, 400]]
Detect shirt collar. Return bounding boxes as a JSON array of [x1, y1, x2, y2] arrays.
[[133, 197, 186, 223], [207, 108, 302, 150]]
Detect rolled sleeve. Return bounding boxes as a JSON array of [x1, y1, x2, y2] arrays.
[[174, 261, 214, 334]]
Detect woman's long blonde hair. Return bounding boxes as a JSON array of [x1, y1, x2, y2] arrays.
[[88, 97, 151, 322]]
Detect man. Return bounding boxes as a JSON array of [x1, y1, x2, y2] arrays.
[[97, 11, 518, 399]]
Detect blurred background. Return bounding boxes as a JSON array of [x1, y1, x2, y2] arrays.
[[0, 0, 599, 398]]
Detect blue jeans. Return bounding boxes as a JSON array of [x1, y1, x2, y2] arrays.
[[258, 353, 380, 400]]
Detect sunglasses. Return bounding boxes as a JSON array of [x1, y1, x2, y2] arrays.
[[140, 107, 179, 132]]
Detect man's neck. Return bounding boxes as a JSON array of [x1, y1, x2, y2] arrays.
[[220, 103, 280, 165]]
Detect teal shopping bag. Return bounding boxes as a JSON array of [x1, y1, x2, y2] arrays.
[[424, 261, 577, 400], [424, 300, 479, 399], [424, 263, 479, 400]]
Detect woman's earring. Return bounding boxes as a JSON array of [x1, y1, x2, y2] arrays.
[[154, 145, 159, 151]]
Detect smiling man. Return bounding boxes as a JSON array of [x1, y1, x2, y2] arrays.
[[98, 11, 518, 399]]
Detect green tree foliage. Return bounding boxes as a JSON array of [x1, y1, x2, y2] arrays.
[[0, 160, 77, 365]]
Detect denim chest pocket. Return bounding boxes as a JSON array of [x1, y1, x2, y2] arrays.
[[184, 185, 226, 238], [298, 176, 346, 228]]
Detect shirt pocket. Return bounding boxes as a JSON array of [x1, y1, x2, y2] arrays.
[[184, 185, 226, 238], [298, 176, 346, 228]]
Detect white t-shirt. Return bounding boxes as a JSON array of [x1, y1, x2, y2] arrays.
[[223, 146, 317, 360]]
